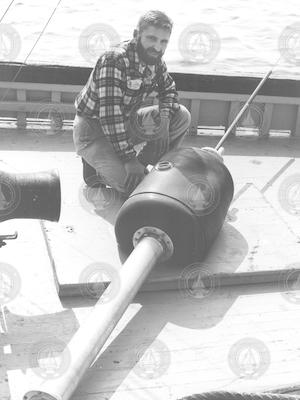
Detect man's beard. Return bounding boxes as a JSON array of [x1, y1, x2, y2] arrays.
[[136, 38, 163, 65]]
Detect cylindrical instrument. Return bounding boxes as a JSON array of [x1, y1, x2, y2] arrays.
[[115, 146, 234, 266], [0, 169, 61, 222]]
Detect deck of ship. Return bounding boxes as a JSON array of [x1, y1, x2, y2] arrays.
[[1, 128, 300, 400]]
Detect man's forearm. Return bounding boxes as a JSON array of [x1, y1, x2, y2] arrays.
[[158, 61, 180, 115]]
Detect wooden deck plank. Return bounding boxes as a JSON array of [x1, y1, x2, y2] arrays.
[[1, 132, 299, 297], [42, 147, 300, 294], [1, 131, 300, 399], [0, 217, 68, 400], [1, 220, 300, 400], [70, 286, 300, 400], [5, 283, 300, 400]]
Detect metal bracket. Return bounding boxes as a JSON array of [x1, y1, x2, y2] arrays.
[[0, 231, 18, 248], [132, 226, 174, 262]]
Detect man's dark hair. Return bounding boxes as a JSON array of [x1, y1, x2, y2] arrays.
[[137, 10, 173, 33]]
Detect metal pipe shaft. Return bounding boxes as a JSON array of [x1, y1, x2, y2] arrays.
[[24, 236, 165, 400], [215, 69, 273, 150]]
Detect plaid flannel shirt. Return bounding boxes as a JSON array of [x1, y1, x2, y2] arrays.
[[74, 38, 180, 161]]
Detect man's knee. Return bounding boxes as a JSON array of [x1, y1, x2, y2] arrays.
[[169, 104, 191, 136], [176, 104, 191, 129]]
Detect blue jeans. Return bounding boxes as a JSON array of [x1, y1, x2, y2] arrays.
[[73, 104, 191, 194]]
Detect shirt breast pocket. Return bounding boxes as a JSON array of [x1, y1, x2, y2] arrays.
[[124, 78, 143, 105]]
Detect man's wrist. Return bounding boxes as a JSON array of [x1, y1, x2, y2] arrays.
[[124, 156, 139, 164], [159, 109, 170, 118], [119, 147, 137, 163]]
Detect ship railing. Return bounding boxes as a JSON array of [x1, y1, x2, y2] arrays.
[[0, 63, 299, 138]]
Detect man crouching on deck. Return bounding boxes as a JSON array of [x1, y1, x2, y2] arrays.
[[73, 10, 191, 199]]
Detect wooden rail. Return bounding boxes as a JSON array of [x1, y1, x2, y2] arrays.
[[0, 62, 299, 137]]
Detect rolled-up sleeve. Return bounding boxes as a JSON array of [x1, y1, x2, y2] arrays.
[[157, 60, 180, 116], [94, 57, 136, 162]]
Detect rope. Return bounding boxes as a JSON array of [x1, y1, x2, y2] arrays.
[[20, 0, 63, 65], [178, 391, 300, 400], [0, 0, 63, 104], [0, 0, 15, 24]]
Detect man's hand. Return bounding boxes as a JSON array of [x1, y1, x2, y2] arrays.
[[124, 157, 146, 193], [201, 147, 224, 163], [152, 113, 170, 158]]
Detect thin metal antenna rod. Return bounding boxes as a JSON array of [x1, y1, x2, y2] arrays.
[[215, 56, 283, 151]]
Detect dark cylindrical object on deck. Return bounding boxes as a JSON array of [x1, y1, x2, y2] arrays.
[[0, 169, 61, 223], [115, 146, 234, 266]]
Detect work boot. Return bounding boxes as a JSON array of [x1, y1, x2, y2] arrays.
[[81, 158, 106, 188], [82, 158, 149, 194]]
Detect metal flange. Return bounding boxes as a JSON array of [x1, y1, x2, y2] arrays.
[[154, 160, 174, 171], [132, 226, 174, 262]]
